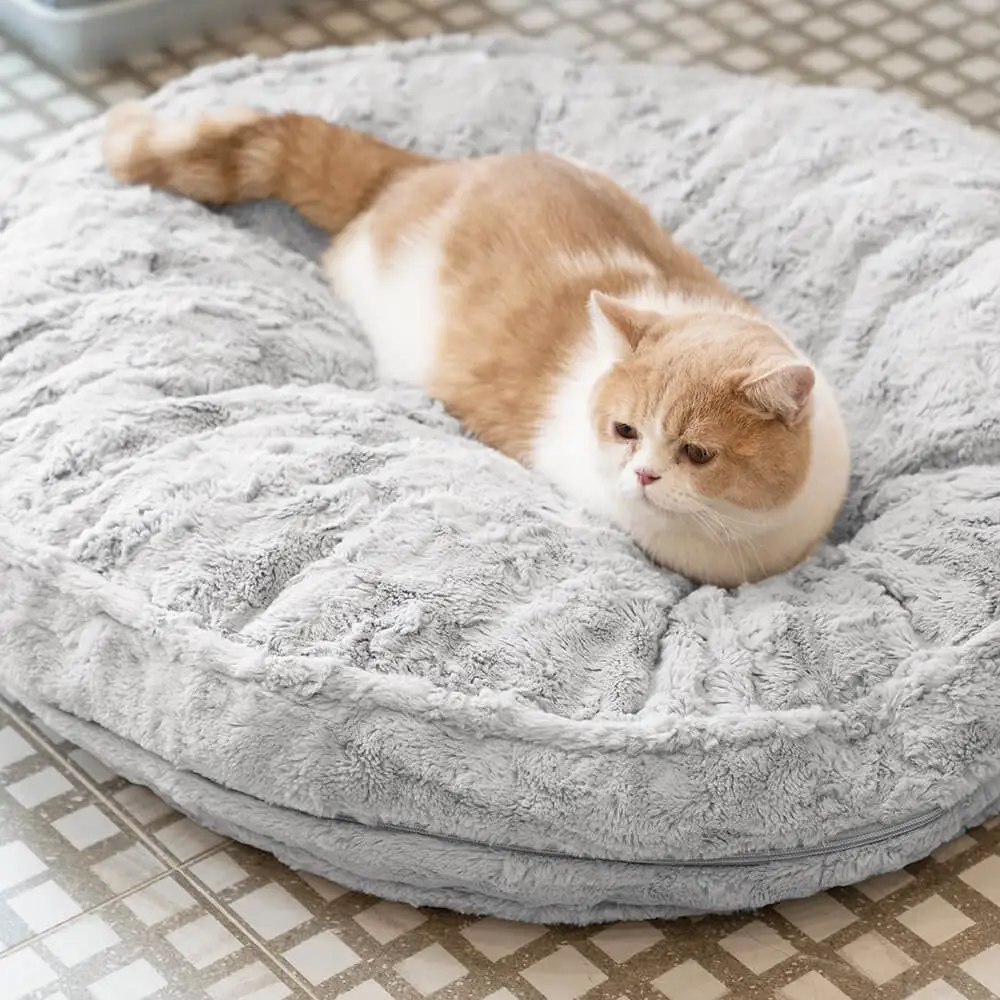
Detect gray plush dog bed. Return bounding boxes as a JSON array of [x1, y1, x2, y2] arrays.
[[2, 36, 999, 924]]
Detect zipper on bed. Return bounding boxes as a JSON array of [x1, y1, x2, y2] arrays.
[[338, 805, 947, 868]]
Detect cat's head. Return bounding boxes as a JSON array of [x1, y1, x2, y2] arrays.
[[589, 292, 814, 520]]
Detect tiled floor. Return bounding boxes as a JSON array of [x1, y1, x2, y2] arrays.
[[0, 0, 999, 172], [3, 1, 1000, 998], [5, 693, 1000, 999]]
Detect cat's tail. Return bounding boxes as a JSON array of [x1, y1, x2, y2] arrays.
[[102, 102, 434, 234]]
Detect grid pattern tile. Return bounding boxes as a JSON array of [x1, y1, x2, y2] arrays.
[[3, 1, 1000, 997], [1, 0, 1000, 169], [5, 695, 1000, 999]]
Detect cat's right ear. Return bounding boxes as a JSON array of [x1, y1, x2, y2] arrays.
[[588, 291, 649, 354]]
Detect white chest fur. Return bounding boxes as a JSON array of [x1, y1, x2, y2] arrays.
[[530, 336, 622, 521]]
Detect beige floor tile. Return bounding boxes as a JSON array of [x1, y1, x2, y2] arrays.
[[839, 930, 916, 985], [898, 894, 974, 945], [960, 943, 1000, 994], [653, 959, 729, 1000], [589, 919, 663, 962], [461, 915, 547, 961], [777, 891, 858, 941], [960, 854, 1000, 906], [520, 945, 607, 1000], [781, 970, 853, 1000], [720, 918, 797, 973]]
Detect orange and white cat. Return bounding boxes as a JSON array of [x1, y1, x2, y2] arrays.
[[103, 103, 850, 586]]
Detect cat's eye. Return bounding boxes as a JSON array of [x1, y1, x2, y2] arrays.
[[614, 422, 638, 440], [683, 443, 715, 465]]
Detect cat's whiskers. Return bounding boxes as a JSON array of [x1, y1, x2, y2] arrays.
[[685, 508, 724, 561], [687, 506, 720, 542], [705, 506, 773, 531], [741, 532, 768, 580], [713, 513, 750, 583], [685, 505, 734, 562], [687, 504, 765, 583], [706, 507, 772, 580]]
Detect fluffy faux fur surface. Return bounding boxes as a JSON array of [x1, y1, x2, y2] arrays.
[[2, 37, 1000, 922]]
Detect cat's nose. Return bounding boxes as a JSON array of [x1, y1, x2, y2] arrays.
[[635, 468, 661, 487]]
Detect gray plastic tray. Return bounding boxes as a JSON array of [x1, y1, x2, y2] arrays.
[[0, 0, 296, 70]]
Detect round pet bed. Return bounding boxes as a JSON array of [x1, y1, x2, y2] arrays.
[[1, 36, 999, 924]]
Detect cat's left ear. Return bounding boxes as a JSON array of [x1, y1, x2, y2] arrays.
[[740, 360, 815, 425], [588, 292, 651, 354]]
